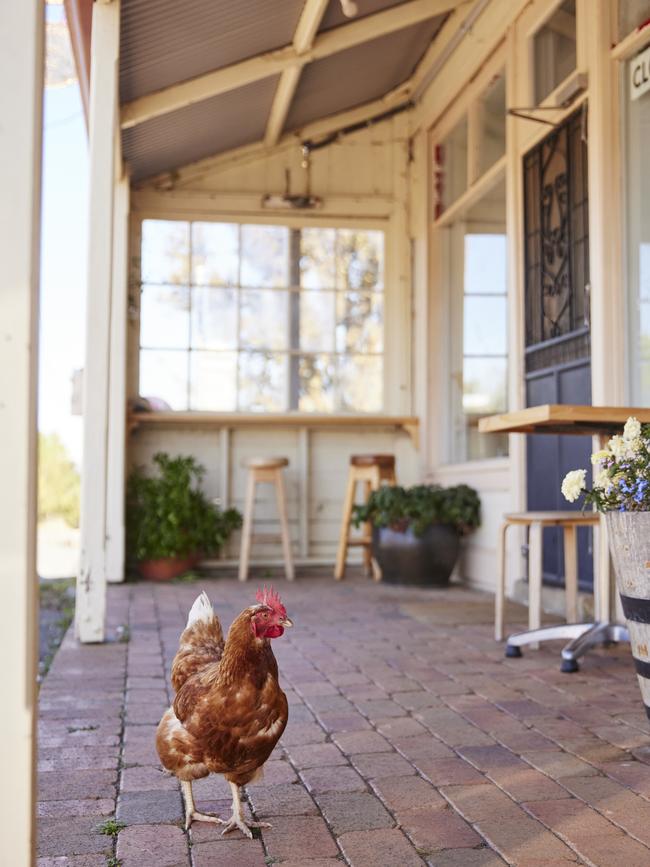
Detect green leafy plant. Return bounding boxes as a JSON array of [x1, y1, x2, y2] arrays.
[[98, 819, 126, 837], [126, 452, 242, 561], [352, 483, 481, 537], [38, 432, 80, 527]]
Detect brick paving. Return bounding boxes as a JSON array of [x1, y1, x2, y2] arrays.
[[36, 574, 650, 866]]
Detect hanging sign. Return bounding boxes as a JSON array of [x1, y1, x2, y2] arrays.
[[631, 45, 650, 101]]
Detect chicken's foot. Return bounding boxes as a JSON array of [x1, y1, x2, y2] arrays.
[[181, 780, 225, 830], [221, 782, 271, 839]]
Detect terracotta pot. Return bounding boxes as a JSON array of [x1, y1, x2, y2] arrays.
[[137, 554, 199, 581], [371, 523, 460, 586], [605, 511, 650, 717]]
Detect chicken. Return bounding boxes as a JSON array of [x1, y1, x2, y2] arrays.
[[156, 587, 293, 837]]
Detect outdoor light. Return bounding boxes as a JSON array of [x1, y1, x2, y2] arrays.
[[261, 193, 322, 210]]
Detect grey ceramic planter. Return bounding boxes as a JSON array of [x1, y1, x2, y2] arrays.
[[606, 511, 650, 716]]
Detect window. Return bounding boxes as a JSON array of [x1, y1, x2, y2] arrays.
[[618, 1, 650, 42], [138, 220, 384, 413], [435, 116, 468, 215], [448, 183, 508, 462], [478, 73, 507, 177], [533, 0, 577, 104]]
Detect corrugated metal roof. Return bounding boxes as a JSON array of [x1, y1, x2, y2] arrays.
[[122, 76, 279, 181], [319, 0, 412, 32], [285, 16, 444, 132], [120, 0, 304, 102]]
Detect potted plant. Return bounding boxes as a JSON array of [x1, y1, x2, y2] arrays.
[[127, 452, 242, 581], [353, 483, 481, 586], [562, 417, 650, 712]]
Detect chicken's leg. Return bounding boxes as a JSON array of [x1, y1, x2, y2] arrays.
[[181, 779, 225, 830], [221, 781, 271, 839]]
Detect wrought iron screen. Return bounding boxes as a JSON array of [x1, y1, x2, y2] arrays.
[[523, 106, 590, 372]]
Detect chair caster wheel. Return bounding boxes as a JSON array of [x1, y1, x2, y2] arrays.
[[505, 644, 522, 658], [560, 658, 579, 673]]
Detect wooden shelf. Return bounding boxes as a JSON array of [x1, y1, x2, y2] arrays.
[[128, 411, 420, 446], [478, 404, 650, 437]]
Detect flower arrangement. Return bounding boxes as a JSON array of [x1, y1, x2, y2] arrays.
[[561, 417, 650, 512]]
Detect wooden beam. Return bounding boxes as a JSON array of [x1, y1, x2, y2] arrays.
[[0, 0, 43, 859], [293, 0, 330, 55], [265, 66, 303, 147], [121, 0, 462, 129], [77, 0, 120, 640]]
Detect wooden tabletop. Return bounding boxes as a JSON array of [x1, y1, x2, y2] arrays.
[[478, 404, 650, 437]]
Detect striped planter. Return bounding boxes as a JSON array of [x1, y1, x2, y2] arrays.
[[606, 511, 650, 717]]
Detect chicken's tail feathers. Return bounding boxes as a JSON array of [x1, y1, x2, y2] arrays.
[[186, 591, 214, 628]]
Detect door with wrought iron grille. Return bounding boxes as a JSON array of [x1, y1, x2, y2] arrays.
[[523, 106, 593, 590]]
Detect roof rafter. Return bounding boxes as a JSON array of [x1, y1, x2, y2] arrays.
[[120, 0, 464, 130], [264, 0, 330, 148]]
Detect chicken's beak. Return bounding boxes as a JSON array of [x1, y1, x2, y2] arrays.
[[281, 617, 294, 628]]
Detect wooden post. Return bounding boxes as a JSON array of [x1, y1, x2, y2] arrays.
[[106, 160, 129, 584], [77, 0, 120, 640], [0, 0, 43, 858]]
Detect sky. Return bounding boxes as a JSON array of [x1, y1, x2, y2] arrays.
[[40, 2, 88, 466]]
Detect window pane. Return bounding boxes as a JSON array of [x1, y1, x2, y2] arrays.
[[238, 351, 287, 411], [479, 73, 506, 175], [618, 0, 650, 41], [191, 287, 237, 350], [140, 285, 190, 349], [534, 0, 576, 104], [189, 351, 237, 411], [337, 230, 384, 291], [436, 117, 468, 213], [300, 228, 336, 289], [139, 350, 188, 410], [240, 289, 288, 350], [141, 220, 189, 285], [463, 357, 507, 415], [191, 222, 238, 286], [241, 224, 289, 287], [463, 297, 507, 356], [336, 291, 383, 353], [298, 354, 337, 412], [300, 291, 335, 351], [464, 234, 507, 294], [338, 355, 382, 412]]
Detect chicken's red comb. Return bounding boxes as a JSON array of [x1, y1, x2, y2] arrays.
[[256, 585, 286, 617]]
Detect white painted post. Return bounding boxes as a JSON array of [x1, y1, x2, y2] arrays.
[[77, 0, 120, 640], [106, 166, 129, 583], [0, 0, 43, 859]]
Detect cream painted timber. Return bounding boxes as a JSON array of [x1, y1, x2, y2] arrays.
[[78, 0, 120, 642], [121, 0, 463, 129], [0, 0, 43, 859], [106, 170, 129, 584], [129, 425, 417, 565], [265, 0, 329, 147]]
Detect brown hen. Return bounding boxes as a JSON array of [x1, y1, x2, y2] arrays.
[[156, 588, 292, 836]]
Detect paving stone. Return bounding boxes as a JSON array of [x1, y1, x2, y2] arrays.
[[248, 782, 319, 817], [286, 742, 347, 768], [426, 848, 506, 866], [280, 722, 328, 746], [192, 839, 265, 867], [350, 750, 416, 779], [333, 730, 392, 755], [417, 757, 487, 786], [38, 769, 117, 801], [121, 765, 177, 792], [116, 789, 183, 824], [262, 815, 339, 860], [338, 828, 424, 867], [523, 750, 600, 779], [397, 803, 483, 851], [37, 817, 111, 858], [315, 791, 394, 835], [37, 856, 108, 867], [392, 735, 455, 761], [301, 764, 367, 793], [37, 799, 115, 818], [372, 775, 444, 812], [116, 824, 188, 866]]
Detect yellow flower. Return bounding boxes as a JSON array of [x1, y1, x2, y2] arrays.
[[590, 449, 610, 465]]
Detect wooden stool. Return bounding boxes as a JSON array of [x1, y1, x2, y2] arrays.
[[495, 511, 600, 642], [238, 457, 294, 582], [334, 454, 396, 581]]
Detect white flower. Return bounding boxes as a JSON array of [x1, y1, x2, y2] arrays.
[[561, 469, 586, 503], [608, 435, 627, 460], [593, 467, 610, 490], [624, 417, 642, 442], [591, 449, 610, 466]]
